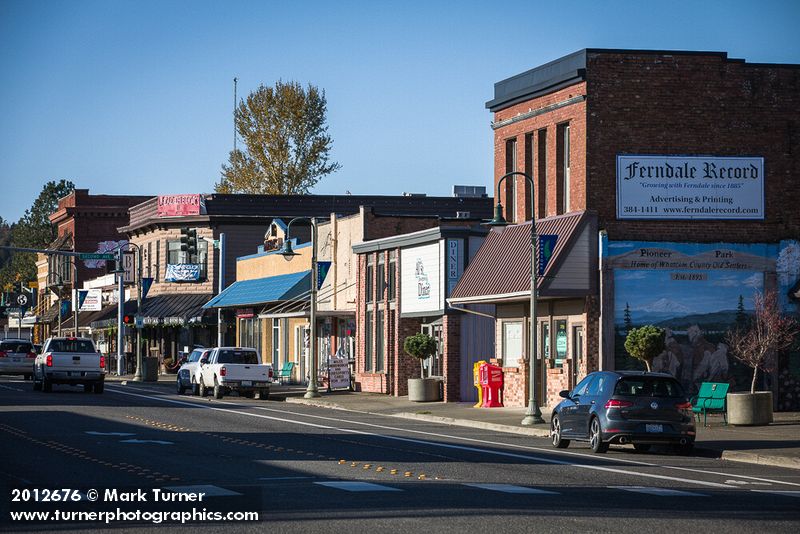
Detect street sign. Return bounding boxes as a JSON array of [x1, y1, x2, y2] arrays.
[[135, 315, 144, 329], [78, 253, 116, 261], [15, 293, 29, 308]]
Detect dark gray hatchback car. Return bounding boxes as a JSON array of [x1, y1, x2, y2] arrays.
[[550, 371, 696, 454]]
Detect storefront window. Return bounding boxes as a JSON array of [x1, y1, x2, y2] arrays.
[[502, 321, 523, 368], [239, 318, 262, 357], [387, 251, 397, 301], [555, 319, 568, 368], [376, 308, 384, 372], [540, 322, 550, 361], [364, 310, 373, 372]]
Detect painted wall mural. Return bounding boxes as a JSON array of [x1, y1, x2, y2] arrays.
[[608, 240, 781, 396]]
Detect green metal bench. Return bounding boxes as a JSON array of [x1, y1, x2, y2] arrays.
[[276, 362, 295, 384], [691, 382, 730, 426]]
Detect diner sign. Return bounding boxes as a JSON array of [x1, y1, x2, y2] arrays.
[[616, 155, 764, 220]]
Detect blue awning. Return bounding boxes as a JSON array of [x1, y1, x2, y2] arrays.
[[203, 270, 311, 309]]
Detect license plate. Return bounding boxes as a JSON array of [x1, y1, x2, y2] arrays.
[[13, 358, 21, 363], [242, 380, 252, 387], [646, 424, 663, 433]]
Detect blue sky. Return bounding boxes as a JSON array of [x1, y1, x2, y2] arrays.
[[1, 0, 798, 222]]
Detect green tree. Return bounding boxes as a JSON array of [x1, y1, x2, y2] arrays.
[[624, 325, 665, 372], [735, 294, 748, 329], [403, 333, 438, 378], [0, 180, 75, 289], [216, 80, 341, 194], [623, 302, 633, 333]]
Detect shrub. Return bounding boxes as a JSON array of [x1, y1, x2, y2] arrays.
[[624, 325, 665, 372]]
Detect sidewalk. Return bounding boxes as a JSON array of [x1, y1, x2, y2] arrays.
[[109, 374, 800, 471]]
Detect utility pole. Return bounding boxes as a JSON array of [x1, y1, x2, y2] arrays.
[[217, 233, 226, 347]]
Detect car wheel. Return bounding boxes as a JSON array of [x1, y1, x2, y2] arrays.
[[589, 417, 608, 453], [42, 375, 52, 393], [633, 443, 651, 453], [213, 379, 224, 400], [177, 379, 186, 395], [198, 379, 207, 397], [93, 381, 104, 394], [259, 389, 270, 400], [33, 373, 42, 391], [550, 414, 570, 448], [243, 391, 255, 399], [191, 381, 200, 396], [676, 442, 694, 456], [83, 384, 93, 393]]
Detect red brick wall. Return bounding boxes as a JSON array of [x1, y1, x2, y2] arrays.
[[584, 51, 800, 242], [502, 360, 526, 407], [492, 82, 588, 221], [442, 313, 461, 402]]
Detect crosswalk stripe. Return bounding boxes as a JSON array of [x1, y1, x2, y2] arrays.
[[611, 486, 708, 497], [161, 485, 242, 497], [464, 483, 559, 495], [750, 490, 800, 498], [315, 481, 402, 492]]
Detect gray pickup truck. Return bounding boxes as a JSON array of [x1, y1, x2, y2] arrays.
[[33, 337, 106, 393]]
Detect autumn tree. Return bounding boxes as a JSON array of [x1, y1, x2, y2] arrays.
[[0, 180, 75, 289], [725, 291, 799, 393], [216, 80, 341, 195]]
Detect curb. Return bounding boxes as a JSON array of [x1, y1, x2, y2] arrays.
[[285, 397, 551, 437], [285, 397, 800, 469], [720, 450, 800, 471]]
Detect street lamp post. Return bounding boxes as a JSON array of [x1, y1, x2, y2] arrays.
[[278, 217, 321, 399], [484, 171, 545, 425], [125, 243, 143, 382]]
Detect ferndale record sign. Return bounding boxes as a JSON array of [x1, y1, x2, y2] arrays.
[[616, 155, 764, 220]]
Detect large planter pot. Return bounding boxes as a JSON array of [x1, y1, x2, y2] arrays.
[[727, 391, 773, 426], [408, 378, 441, 402]]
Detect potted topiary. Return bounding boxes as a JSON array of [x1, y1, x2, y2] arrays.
[[403, 333, 440, 402], [624, 325, 665, 372], [725, 291, 798, 425]]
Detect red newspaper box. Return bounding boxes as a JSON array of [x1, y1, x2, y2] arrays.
[[481, 363, 504, 408]]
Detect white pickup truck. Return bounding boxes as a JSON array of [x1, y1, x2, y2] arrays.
[[33, 337, 106, 393], [197, 347, 273, 400]]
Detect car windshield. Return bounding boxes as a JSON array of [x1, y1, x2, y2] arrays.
[[47, 339, 96, 353], [188, 350, 203, 363], [1, 341, 33, 353], [614, 376, 685, 398], [217, 350, 258, 365]]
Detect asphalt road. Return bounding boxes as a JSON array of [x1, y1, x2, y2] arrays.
[[1, 376, 799, 533]]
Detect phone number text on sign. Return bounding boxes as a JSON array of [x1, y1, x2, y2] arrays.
[[616, 155, 764, 220]]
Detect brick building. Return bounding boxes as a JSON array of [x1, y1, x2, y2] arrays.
[[353, 222, 492, 400], [452, 49, 800, 409], [35, 189, 152, 340], [119, 193, 493, 364]]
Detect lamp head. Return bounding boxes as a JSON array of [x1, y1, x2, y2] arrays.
[[483, 202, 508, 227], [279, 239, 299, 258]]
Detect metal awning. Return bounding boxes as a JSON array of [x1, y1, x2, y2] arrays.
[[449, 210, 597, 305], [204, 271, 311, 309]]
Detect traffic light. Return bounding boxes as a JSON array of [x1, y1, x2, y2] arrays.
[[123, 314, 134, 325], [180, 227, 198, 258]]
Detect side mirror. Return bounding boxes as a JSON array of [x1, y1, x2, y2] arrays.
[[559, 389, 571, 399]]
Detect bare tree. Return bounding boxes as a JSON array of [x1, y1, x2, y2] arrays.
[[725, 291, 799, 393]]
